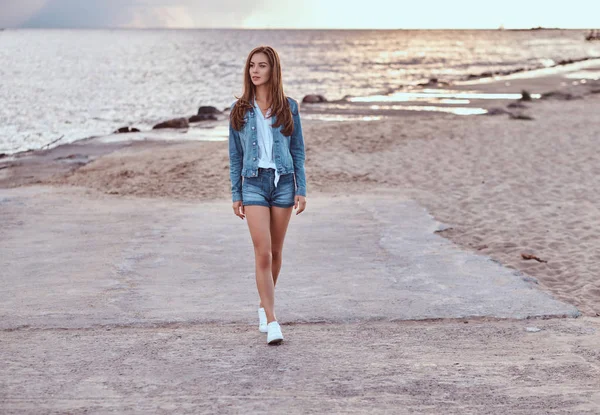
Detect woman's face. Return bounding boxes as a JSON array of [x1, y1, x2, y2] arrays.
[[249, 52, 271, 87]]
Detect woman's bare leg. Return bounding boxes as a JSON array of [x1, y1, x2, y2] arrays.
[[258, 206, 293, 310], [270, 206, 294, 287], [245, 205, 277, 323]]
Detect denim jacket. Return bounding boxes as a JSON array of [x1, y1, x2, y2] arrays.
[[228, 96, 307, 203]]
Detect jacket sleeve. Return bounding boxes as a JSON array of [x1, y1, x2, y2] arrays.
[[228, 118, 243, 203], [290, 102, 307, 197]]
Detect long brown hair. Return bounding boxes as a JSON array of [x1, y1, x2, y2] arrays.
[[230, 46, 294, 136]]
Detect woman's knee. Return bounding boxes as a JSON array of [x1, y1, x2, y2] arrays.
[[254, 248, 272, 269], [272, 249, 282, 262]]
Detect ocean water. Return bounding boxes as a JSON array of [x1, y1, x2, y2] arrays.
[[1, 28, 599, 154]]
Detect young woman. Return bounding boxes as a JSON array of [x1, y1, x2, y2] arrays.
[[228, 46, 307, 345]]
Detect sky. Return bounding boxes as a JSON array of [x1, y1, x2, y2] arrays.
[[0, 0, 598, 29]]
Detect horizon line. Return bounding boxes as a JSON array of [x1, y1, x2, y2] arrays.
[[4, 26, 597, 31]]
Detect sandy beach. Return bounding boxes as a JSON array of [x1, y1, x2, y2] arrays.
[[2, 64, 600, 413], [3, 66, 599, 316]]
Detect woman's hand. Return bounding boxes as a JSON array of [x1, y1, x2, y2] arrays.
[[233, 201, 245, 220], [294, 195, 306, 215]]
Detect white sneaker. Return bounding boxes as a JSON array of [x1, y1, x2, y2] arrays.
[[258, 307, 268, 333], [267, 321, 284, 345]]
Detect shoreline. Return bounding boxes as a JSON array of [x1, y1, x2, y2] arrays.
[[2, 57, 599, 157]]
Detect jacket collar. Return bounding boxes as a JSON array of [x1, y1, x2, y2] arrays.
[[248, 100, 276, 124]]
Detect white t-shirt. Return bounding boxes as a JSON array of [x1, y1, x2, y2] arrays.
[[253, 98, 280, 187]]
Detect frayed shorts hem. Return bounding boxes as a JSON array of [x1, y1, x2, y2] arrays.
[[271, 202, 295, 208], [243, 201, 294, 208]]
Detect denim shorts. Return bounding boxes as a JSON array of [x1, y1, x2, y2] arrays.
[[242, 168, 296, 208]]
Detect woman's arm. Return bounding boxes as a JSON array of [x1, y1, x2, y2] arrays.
[[228, 120, 243, 203], [290, 105, 307, 198]]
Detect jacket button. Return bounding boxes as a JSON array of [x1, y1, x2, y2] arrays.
[[253, 157, 256, 160], [253, 142, 256, 145], [251, 127, 255, 130]]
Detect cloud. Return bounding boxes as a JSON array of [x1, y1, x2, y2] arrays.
[[20, 0, 139, 28], [13, 0, 273, 28], [0, 0, 47, 27]]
